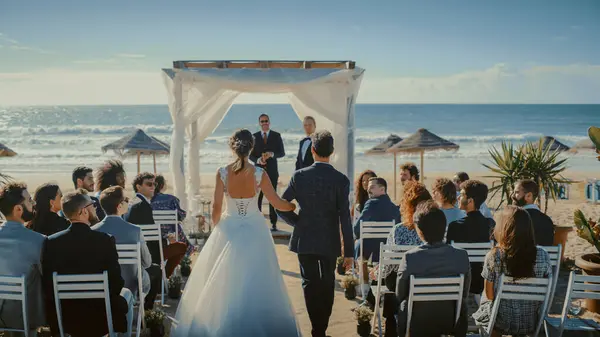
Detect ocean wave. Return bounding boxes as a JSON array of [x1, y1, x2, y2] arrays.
[[0, 125, 174, 136]]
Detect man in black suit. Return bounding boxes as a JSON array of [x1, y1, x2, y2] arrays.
[[250, 113, 285, 231], [278, 130, 354, 337], [295, 116, 316, 171], [125, 172, 187, 279], [72, 166, 105, 220], [396, 201, 471, 337], [42, 190, 132, 337], [512, 179, 555, 246]]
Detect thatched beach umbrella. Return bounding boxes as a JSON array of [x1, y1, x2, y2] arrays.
[[0, 143, 17, 157], [386, 128, 459, 182], [365, 134, 403, 199], [101, 129, 170, 173], [538, 136, 571, 152]]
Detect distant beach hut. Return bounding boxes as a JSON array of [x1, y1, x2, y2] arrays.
[[365, 134, 403, 199], [386, 128, 459, 182], [538, 136, 571, 152], [0, 143, 17, 157], [101, 129, 170, 173]]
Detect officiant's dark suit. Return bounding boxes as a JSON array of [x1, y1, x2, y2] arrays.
[[250, 114, 285, 229], [278, 131, 354, 337]]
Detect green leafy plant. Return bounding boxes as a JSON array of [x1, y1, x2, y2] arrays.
[[180, 256, 192, 277], [353, 306, 374, 323], [340, 275, 359, 289], [144, 309, 166, 328], [483, 139, 570, 213], [574, 210, 600, 254]]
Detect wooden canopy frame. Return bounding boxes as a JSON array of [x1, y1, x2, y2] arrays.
[[173, 60, 356, 70]]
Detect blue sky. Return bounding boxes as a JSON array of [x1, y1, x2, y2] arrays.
[[0, 0, 599, 104]]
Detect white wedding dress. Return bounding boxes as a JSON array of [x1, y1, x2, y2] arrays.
[[172, 166, 300, 337]]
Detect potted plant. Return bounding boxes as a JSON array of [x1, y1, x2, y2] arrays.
[[573, 210, 600, 313], [340, 275, 359, 300], [143, 309, 166, 337], [168, 275, 182, 299], [354, 306, 374, 337], [336, 256, 346, 275], [180, 256, 192, 277]]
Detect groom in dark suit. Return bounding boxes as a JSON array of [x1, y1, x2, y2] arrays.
[[250, 113, 285, 231], [278, 130, 354, 337], [295, 116, 316, 171]]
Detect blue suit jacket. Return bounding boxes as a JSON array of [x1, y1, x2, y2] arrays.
[[353, 194, 401, 239]]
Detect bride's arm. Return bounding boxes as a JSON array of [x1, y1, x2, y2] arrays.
[[260, 171, 296, 211], [212, 170, 224, 225]]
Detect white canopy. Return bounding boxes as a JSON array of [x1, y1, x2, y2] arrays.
[[161, 61, 365, 216]]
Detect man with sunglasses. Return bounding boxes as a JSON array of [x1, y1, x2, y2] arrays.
[[42, 190, 132, 337], [0, 182, 47, 336], [250, 113, 285, 231]]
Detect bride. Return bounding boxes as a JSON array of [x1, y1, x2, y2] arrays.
[[172, 129, 301, 337]]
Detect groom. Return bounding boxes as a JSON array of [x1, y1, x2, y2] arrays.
[[278, 130, 354, 337]]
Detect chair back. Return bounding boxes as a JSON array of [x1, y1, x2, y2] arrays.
[[540, 244, 562, 314], [487, 275, 552, 337], [406, 274, 465, 337], [52, 271, 115, 337], [152, 210, 179, 239], [451, 241, 493, 263], [116, 243, 144, 337], [138, 223, 166, 305], [0, 274, 28, 337]]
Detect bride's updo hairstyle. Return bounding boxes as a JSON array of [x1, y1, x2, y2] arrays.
[[229, 129, 255, 174]]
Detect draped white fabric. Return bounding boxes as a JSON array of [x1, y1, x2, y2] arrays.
[[161, 67, 364, 219]]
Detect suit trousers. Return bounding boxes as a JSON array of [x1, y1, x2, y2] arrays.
[[298, 254, 335, 337], [144, 264, 162, 310], [257, 173, 278, 226]]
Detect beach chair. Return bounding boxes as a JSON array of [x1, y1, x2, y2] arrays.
[[116, 243, 144, 337], [0, 275, 29, 337], [406, 274, 465, 337], [371, 243, 417, 337], [138, 223, 167, 306], [544, 271, 600, 336], [52, 271, 116, 337], [476, 275, 552, 337], [357, 221, 395, 296], [585, 179, 600, 203], [450, 241, 493, 305], [152, 209, 179, 241], [540, 244, 562, 314]]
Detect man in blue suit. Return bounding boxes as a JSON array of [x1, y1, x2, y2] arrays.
[[353, 177, 401, 299]]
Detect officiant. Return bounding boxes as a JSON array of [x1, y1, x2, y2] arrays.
[[250, 114, 285, 231]]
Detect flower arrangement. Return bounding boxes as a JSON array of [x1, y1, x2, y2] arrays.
[[354, 306, 374, 336], [340, 274, 359, 300]]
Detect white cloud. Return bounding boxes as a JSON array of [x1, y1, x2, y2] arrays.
[[72, 53, 146, 65], [0, 63, 599, 105], [73, 58, 118, 64], [115, 53, 146, 59], [0, 33, 55, 54]]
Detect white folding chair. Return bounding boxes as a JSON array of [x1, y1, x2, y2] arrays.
[[52, 271, 115, 337], [406, 274, 465, 337], [357, 221, 395, 294], [540, 244, 562, 314], [138, 223, 167, 306], [0, 274, 29, 337], [477, 274, 552, 337], [116, 243, 144, 337], [152, 210, 179, 241], [451, 240, 493, 305], [544, 271, 600, 336], [371, 243, 417, 337]]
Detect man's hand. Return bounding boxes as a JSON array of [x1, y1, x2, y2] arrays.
[[343, 257, 354, 270], [167, 233, 176, 244], [257, 157, 265, 166]]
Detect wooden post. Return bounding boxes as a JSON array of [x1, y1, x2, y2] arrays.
[[420, 150, 425, 182], [393, 152, 397, 200], [153, 153, 157, 173], [137, 151, 141, 174]]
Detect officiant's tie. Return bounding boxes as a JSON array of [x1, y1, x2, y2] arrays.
[[263, 132, 267, 144]]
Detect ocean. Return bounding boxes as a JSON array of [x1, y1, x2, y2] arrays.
[[0, 104, 598, 178]]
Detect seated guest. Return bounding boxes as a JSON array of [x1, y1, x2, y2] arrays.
[[93, 186, 162, 310], [42, 190, 132, 337], [0, 183, 46, 336], [125, 173, 187, 278], [512, 179, 555, 246], [72, 166, 104, 221], [30, 183, 70, 236], [431, 177, 465, 229], [95, 160, 126, 221], [352, 177, 400, 298], [453, 172, 493, 218], [473, 206, 552, 336], [151, 174, 194, 256], [396, 201, 471, 337], [399, 162, 419, 186], [352, 170, 377, 223], [447, 180, 495, 299], [379, 181, 431, 337]]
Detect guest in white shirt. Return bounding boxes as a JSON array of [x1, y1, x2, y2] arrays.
[[453, 172, 493, 218], [295, 116, 316, 171]]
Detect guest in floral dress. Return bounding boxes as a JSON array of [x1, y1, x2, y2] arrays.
[[473, 206, 552, 336], [151, 174, 195, 256]]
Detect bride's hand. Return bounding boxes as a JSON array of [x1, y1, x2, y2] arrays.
[[288, 202, 296, 212]]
